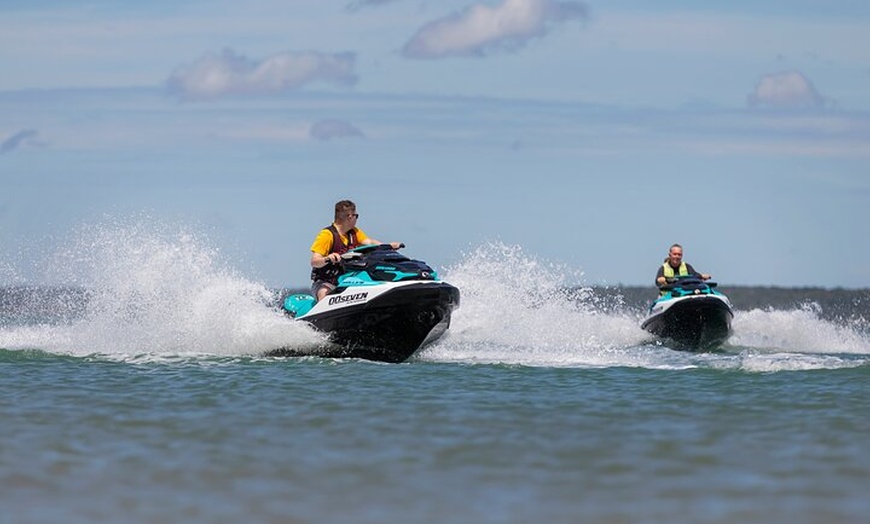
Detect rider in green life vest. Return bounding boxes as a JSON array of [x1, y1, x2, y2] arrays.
[[655, 243, 711, 290]]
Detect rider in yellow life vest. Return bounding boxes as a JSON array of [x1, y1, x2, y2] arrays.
[[655, 244, 711, 292], [309, 199, 402, 302], [662, 261, 689, 279]]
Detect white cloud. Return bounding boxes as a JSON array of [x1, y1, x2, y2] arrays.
[[747, 70, 827, 110], [402, 0, 587, 59], [166, 48, 358, 101]]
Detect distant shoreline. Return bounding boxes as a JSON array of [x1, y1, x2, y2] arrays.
[[2, 285, 868, 322]]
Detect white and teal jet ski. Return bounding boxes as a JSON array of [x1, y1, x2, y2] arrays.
[[641, 276, 734, 351], [271, 244, 460, 363]]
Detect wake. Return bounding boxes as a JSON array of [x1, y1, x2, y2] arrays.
[[1, 226, 867, 372]]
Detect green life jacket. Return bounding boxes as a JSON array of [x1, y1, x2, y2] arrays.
[[662, 262, 689, 278]]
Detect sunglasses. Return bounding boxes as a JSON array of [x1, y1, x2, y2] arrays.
[[347, 213, 359, 219]]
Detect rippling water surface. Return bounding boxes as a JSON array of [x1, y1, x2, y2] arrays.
[[2, 227, 869, 523]]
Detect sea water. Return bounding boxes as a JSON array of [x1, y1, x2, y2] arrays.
[[2, 225, 869, 524]]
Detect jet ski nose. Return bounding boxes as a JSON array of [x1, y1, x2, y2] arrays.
[[416, 310, 437, 324]]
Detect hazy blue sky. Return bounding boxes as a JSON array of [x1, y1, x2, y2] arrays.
[[2, 0, 868, 288]]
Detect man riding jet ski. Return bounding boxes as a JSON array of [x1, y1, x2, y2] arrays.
[[270, 199, 459, 362], [641, 244, 734, 351], [275, 243, 460, 363]]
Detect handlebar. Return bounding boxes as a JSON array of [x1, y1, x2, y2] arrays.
[[326, 243, 405, 265], [659, 276, 717, 291]]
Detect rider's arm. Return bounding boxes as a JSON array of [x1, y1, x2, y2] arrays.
[[655, 266, 668, 287], [358, 231, 401, 250], [686, 263, 712, 281], [310, 230, 340, 267], [311, 251, 340, 268]]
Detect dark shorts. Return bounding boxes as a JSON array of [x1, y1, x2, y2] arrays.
[[312, 280, 336, 298]]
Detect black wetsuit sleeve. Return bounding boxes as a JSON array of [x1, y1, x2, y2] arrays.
[[655, 265, 665, 287]]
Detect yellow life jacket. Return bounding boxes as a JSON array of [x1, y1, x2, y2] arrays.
[[662, 262, 689, 278]]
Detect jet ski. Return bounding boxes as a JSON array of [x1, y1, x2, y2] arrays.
[[271, 244, 460, 363], [640, 276, 734, 351]]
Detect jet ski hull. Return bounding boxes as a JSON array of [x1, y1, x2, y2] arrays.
[[272, 281, 460, 363], [641, 294, 734, 351]]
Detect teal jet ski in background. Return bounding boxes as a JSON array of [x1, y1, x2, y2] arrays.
[[641, 276, 734, 351]]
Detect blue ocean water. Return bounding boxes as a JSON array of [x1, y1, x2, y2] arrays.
[[2, 226, 869, 524]]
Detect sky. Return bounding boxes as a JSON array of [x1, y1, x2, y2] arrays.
[[1, 0, 869, 289]]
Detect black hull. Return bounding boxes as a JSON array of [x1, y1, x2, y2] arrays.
[[641, 296, 733, 352], [270, 283, 460, 363]]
